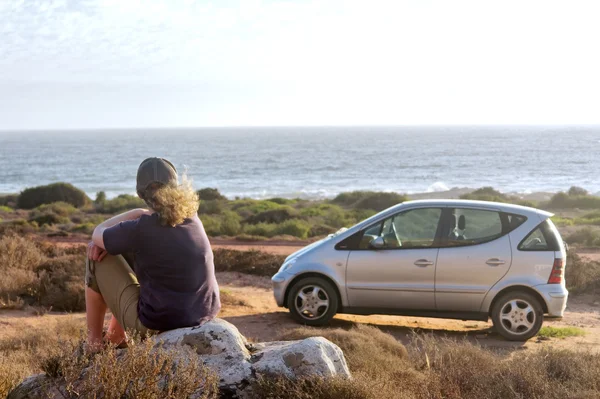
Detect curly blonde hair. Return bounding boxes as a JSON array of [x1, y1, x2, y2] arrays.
[[141, 175, 199, 227]]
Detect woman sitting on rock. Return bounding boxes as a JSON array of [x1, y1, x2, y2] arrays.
[[85, 157, 221, 351]]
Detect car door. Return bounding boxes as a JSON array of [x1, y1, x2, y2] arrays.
[[345, 207, 443, 310], [435, 207, 516, 312]]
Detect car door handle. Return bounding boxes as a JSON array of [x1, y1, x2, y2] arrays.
[[486, 258, 506, 266], [414, 259, 434, 267]]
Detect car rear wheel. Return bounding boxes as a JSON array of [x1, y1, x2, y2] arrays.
[[287, 277, 338, 326], [491, 291, 544, 341]]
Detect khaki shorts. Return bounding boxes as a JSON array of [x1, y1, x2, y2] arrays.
[[85, 254, 157, 337]]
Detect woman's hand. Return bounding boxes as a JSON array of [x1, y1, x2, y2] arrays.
[[87, 241, 108, 262]]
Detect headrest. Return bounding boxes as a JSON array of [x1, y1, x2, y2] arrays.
[[458, 215, 466, 230]]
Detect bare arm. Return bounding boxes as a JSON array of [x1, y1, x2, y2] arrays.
[[92, 208, 151, 249]]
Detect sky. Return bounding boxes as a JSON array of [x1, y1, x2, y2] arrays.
[[0, 0, 599, 129]]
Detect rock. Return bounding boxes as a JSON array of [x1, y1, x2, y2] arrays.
[[252, 337, 350, 379], [7, 318, 352, 398], [153, 319, 253, 395]]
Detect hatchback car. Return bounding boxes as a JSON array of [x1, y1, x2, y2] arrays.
[[272, 200, 568, 341]]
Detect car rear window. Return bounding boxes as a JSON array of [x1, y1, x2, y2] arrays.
[[518, 220, 561, 251]]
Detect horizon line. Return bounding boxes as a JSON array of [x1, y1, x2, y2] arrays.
[[2, 123, 600, 132]]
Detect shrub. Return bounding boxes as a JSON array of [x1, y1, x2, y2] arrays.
[[95, 194, 145, 213], [94, 191, 107, 204], [274, 219, 311, 238], [0, 235, 45, 306], [28, 202, 77, 226], [565, 251, 600, 293], [0, 219, 39, 236], [220, 211, 242, 236], [332, 191, 407, 211], [230, 199, 283, 218], [545, 191, 600, 209], [41, 338, 218, 399], [0, 194, 18, 208], [213, 248, 286, 276], [18, 183, 90, 209], [246, 206, 298, 224], [36, 255, 85, 311], [198, 199, 225, 215], [565, 227, 600, 247], [197, 187, 227, 201], [262, 327, 600, 399], [568, 186, 589, 196], [0, 205, 13, 213], [266, 197, 297, 205], [243, 222, 277, 237], [200, 214, 223, 236]]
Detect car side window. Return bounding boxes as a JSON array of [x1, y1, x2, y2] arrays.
[[518, 220, 560, 251], [446, 208, 503, 246], [358, 208, 442, 249]]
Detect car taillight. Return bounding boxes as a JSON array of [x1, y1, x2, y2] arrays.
[[548, 258, 564, 284]]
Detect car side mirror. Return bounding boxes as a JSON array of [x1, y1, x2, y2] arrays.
[[370, 236, 386, 249]]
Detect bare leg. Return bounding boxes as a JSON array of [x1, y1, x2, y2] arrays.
[[106, 315, 127, 345], [85, 286, 107, 350]]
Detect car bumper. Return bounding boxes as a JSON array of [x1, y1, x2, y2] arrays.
[[534, 284, 569, 317], [272, 271, 294, 307]]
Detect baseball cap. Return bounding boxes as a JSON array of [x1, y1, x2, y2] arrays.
[[136, 157, 178, 195]]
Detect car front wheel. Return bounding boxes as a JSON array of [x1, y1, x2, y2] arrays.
[[491, 291, 544, 341], [287, 277, 338, 326]]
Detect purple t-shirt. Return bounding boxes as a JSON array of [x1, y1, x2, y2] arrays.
[[103, 213, 221, 331]]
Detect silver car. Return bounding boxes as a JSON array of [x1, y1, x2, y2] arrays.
[[272, 200, 568, 341]]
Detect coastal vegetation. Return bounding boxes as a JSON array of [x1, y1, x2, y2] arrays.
[[4, 182, 600, 244], [2, 182, 600, 397]]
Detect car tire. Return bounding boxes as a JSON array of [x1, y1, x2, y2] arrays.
[[287, 277, 338, 326], [491, 291, 544, 341]]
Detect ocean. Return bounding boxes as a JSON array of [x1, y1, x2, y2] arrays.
[[0, 125, 598, 199]]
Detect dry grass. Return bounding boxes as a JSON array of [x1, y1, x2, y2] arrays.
[[213, 248, 286, 277], [567, 251, 600, 293], [219, 288, 251, 307], [39, 338, 218, 399], [255, 326, 600, 399], [0, 316, 84, 397]]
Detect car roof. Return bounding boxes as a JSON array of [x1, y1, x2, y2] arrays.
[[396, 199, 554, 218]]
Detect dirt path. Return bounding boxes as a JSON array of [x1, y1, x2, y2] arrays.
[[217, 273, 600, 352], [5, 272, 595, 354]]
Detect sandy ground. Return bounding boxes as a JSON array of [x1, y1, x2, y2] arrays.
[[2, 240, 598, 355], [2, 271, 599, 355]]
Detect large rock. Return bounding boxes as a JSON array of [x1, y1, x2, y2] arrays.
[[8, 319, 351, 399]]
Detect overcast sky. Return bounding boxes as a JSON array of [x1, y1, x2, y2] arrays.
[[0, 0, 599, 129]]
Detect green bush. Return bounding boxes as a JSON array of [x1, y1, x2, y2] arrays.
[[230, 199, 284, 218], [274, 219, 311, 238], [199, 214, 223, 236], [266, 197, 297, 205], [95, 194, 145, 213], [545, 191, 600, 209], [243, 222, 277, 237], [220, 211, 242, 236], [18, 183, 90, 209], [0, 206, 13, 213], [246, 206, 298, 224], [199, 199, 225, 215], [197, 187, 227, 201], [332, 191, 407, 211], [568, 186, 589, 196], [27, 203, 77, 227]]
